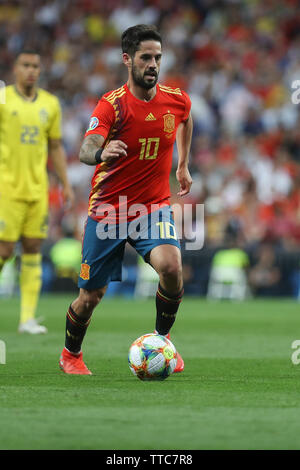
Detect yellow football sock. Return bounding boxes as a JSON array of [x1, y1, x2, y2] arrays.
[[20, 253, 42, 324]]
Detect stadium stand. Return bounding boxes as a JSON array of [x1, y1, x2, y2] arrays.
[[1, 0, 300, 297]]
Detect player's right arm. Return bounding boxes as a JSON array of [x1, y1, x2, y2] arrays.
[[79, 96, 127, 166], [79, 134, 127, 166]]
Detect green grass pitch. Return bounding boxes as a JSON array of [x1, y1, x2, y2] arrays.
[[1, 294, 300, 450]]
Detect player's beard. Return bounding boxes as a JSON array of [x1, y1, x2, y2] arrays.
[[132, 64, 158, 90]]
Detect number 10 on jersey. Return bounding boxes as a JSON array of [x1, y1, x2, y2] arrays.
[[139, 137, 160, 160]]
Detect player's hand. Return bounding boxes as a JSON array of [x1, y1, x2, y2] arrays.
[[176, 166, 192, 197], [62, 184, 75, 210], [101, 140, 127, 163]]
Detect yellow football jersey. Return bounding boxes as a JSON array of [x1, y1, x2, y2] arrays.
[[0, 85, 62, 201]]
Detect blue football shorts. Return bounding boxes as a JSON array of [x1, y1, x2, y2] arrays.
[[78, 206, 180, 290]]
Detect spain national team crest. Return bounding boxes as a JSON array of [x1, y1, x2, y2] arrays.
[[80, 263, 90, 280], [163, 112, 175, 135]]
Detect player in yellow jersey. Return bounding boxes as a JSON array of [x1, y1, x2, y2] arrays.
[[0, 50, 74, 334]]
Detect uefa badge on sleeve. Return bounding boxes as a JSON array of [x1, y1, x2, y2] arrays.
[[87, 116, 99, 132]]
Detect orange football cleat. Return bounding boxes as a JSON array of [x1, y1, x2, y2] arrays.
[[165, 333, 185, 373], [59, 347, 92, 375], [173, 350, 185, 373]]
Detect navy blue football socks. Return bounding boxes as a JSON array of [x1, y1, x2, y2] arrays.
[[155, 283, 184, 335], [65, 305, 91, 354]]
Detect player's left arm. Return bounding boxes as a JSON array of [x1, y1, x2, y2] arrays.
[[48, 138, 75, 208], [175, 112, 193, 197]]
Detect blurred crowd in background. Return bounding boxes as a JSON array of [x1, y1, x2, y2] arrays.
[[1, 0, 300, 298]]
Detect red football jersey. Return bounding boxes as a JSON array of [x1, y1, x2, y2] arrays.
[[85, 83, 191, 223]]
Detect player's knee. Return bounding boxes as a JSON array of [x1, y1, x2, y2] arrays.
[[159, 260, 182, 283], [21, 238, 42, 254], [80, 287, 106, 312], [0, 242, 15, 260], [82, 293, 100, 311], [0, 252, 12, 262]]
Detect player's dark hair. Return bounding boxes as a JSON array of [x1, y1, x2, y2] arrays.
[[121, 24, 162, 57], [15, 49, 40, 61]]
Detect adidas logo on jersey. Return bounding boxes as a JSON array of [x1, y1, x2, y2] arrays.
[[145, 113, 156, 121]]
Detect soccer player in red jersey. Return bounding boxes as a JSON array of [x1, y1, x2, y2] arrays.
[[59, 24, 193, 375]]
